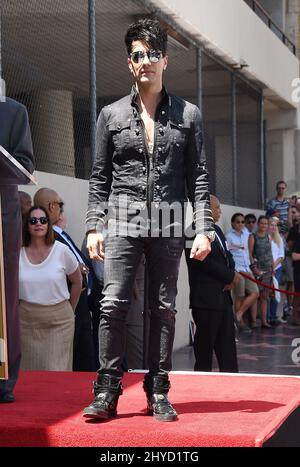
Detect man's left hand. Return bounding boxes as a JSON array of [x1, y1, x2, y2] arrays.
[[79, 264, 89, 275], [190, 234, 212, 261], [224, 272, 241, 291]]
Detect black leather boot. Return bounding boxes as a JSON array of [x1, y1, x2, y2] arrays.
[[0, 392, 15, 403], [83, 374, 123, 419], [143, 375, 177, 422]]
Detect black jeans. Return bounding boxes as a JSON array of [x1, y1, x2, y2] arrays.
[[192, 294, 238, 373], [98, 236, 184, 378]]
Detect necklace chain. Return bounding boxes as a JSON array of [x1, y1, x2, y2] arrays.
[[138, 97, 154, 153]]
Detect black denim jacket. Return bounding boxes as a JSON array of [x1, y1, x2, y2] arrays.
[[86, 86, 214, 236]]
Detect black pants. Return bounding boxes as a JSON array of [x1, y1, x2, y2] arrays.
[[192, 295, 238, 373], [73, 290, 96, 372], [98, 235, 184, 377], [88, 280, 104, 370]]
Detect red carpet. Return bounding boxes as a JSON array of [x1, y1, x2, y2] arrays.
[[1, 371, 300, 447]]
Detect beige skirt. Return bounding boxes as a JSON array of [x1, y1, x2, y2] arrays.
[[19, 299, 75, 371]]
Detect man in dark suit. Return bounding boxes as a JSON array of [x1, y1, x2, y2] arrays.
[[34, 188, 96, 371], [185, 195, 240, 373], [0, 98, 34, 402]]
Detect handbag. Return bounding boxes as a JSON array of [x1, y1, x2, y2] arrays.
[[272, 275, 281, 303], [250, 261, 263, 278]]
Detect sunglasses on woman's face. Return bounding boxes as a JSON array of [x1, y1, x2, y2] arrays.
[[29, 216, 49, 225]]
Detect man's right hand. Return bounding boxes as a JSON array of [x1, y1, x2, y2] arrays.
[[224, 272, 241, 291], [87, 231, 105, 261]]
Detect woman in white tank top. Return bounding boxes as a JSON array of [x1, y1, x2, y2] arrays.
[[19, 206, 82, 371]]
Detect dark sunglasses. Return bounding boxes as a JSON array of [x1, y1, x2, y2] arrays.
[[29, 216, 49, 225], [235, 220, 245, 224], [52, 201, 64, 209], [246, 220, 256, 224], [50, 201, 64, 213], [130, 50, 163, 64]]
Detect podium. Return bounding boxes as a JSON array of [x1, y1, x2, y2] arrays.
[[0, 145, 36, 379]]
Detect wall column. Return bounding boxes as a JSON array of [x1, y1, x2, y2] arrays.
[[266, 128, 297, 197], [28, 90, 75, 177]]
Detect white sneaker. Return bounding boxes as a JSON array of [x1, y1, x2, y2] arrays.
[[278, 317, 288, 324]]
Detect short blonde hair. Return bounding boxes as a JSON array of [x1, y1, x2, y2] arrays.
[[269, 217, 281, 247]]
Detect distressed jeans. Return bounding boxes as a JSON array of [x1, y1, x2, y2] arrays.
[[98, 235, 184, 378]]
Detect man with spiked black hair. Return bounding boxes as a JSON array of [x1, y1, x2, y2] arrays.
[[83, 18, 214, 422]]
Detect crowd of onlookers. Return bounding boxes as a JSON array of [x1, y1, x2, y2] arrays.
[[17, 179, 300, 374], [225, 180, 300, 334]]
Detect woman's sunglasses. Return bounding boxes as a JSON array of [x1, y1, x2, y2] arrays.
[[29, 216, 49, 225]]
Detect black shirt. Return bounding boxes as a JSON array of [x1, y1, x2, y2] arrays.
[[287, 225, 300, 273]]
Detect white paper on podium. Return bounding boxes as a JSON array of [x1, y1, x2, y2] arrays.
[[0, 144, 37, 185]]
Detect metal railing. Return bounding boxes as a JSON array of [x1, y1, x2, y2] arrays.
[[244, 0, 296, 55]]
